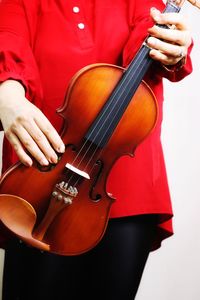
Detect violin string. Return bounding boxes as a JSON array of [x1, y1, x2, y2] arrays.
[[65, 3, 177, 187], [70, 48, 153, 187], [74, 55, 154, 185], [69, 44, 156, 188], [64, 45, 148, 184]]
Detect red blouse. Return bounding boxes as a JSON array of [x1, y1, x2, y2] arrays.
[[0, 0, 193, 250]]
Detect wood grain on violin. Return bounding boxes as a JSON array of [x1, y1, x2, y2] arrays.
[[0, 63, 157, 255]]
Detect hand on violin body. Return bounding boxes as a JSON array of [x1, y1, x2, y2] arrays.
[[147, 7, 192, 66], [0, 80, 65, 167]]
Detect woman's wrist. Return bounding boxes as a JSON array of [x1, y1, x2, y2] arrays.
[[0, 80, 25, 106]]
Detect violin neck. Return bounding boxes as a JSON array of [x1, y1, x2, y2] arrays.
[[125, 0, 181, 90], [85, 1, 181, 148]]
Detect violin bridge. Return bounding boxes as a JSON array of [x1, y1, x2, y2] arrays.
[[65, 163, 90, 180]]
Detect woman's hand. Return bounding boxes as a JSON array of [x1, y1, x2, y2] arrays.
[[0, 80, 65, 167], [147, 7, 192, 66]]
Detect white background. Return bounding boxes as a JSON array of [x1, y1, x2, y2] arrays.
[[137, 2, 200, 299], [0, 1, 200, 299]]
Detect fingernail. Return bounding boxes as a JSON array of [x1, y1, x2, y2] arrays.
[[57, 144, 65, 153], [147, 37, 155, 46], [151, 7, 160, 14], [40, 158, 49, 166], [150, 7, 161, 22], [24, 160, 32, 167], [49, 155, 58, 164]]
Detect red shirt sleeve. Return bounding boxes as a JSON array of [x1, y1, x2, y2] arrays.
[[0, 0, 42, 103]]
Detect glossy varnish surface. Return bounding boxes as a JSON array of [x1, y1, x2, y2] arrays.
[[0, 63, 157, 255]]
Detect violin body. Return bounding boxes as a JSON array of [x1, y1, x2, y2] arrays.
[[0, 63, 157, 255]]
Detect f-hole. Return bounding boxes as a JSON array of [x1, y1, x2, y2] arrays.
[[89, 159, 103, 201]]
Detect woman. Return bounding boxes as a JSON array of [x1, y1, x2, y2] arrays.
[[0, 0, 193, 299]]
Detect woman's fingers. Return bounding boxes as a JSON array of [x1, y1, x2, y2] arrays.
[[2, 100, 65, 166], [147, 7, 192, 65], [17, 118, 58, 164], [33, 109, 65, 154], [150, 7, 189, 30], [148, 25, 191, 47], [22, 110, 65, 163], [147, 36, 186, 57], [14, 110, 64, 165], [147, 36, 185, 65], [0, 80, 65, 166], [6, 121, 57, 166], [5, 131, 34, 167], [148, 49, 181, 65]]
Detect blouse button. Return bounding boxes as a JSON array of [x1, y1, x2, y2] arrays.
[[73, 6, 80, 13], [77, 23, 85, 29]]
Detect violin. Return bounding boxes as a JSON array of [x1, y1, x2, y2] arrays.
[[0, 0, 199, 255]]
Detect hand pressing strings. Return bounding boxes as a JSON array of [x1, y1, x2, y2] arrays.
[[147, 7, 192, 69]]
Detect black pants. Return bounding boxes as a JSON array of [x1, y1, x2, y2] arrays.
[[2, 215, 157, 300]]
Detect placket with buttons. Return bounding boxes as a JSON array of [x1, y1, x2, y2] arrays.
[[71, 2, 94, 49]]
